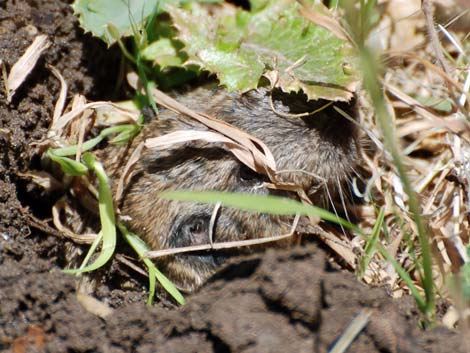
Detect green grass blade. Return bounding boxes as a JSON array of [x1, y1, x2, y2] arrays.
[[147, 266, 157, 306], [64, 153, 116, 274], [52, 125, 136, 157], [358, 207, 384, 278], [118, 222, 185, 305], [78, 232, 103, 271], [160, 190, 362, 234], [136, 54, 158, 113], [47, 150, 88, 176], [148, 261, 185, 305], [360, 46, 434, 318], [109, 124, 141, 145], [377, 245, 426, 312], [365, 207, 384, 255]]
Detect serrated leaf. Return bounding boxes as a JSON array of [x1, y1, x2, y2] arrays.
[[169, 4, 264, 92], [72, 0, 163, 45], [169, 0, 359, 101]]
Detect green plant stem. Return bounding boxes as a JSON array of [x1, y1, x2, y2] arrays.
[[135, 53, 158, 113], [52, 125, 134, 157], [117, 38, 137, 64], [79, 232, 103, 270], [360, 48, 435, 319]]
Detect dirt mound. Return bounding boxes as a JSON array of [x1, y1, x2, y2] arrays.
[[1, 242, 465, 352], [0, 0, 467, 352]]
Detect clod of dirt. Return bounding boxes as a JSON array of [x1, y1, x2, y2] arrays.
[[2, 243, 467, 352]]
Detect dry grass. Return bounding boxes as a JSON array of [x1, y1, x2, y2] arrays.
[[343, 0, 470, 326]]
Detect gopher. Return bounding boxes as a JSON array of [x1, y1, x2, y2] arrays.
[[101, 85, 359, 292]]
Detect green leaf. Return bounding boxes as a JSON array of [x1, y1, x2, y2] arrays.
[[72, 0, 163, 45], [413, 95, 453, 113], [150, 260, 185, 304], [147, 265, 158, 305], [118, 222, 185, 305], [64, 153, 117, 274], [110, 124, 141, 145], [168, 1, 359, 100], [51, 125, 139, 157], [160, 190, 361, 233], [47, 150, 88, 176], [141, 38, 185, 68]]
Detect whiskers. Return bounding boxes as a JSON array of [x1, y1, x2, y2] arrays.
[[337, 175, 351, 223], [275, 166, 360, 237], [325, 182, 347, 236], [321, 171, 361, 238]]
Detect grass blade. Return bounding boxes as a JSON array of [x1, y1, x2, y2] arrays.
[[52, 125, 137, 157], [47, 150, 88, 176], [118, 222, 185, 305], [77, 232, 103, 271], [160, 190, 362, 234], [377, 245, 426, 312], [358, 207, 384, 278], [64, 153, 116, 274], [360, 46, 434, 319]]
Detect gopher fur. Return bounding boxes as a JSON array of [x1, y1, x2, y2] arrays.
[[98, 86, 359, 292]]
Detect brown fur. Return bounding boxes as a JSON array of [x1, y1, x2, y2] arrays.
[[101, 86, 359, 292]]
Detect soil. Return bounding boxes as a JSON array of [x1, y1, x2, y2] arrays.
[[0, 1, 467, 352]]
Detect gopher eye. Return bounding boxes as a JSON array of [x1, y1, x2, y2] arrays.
[[188, 220, 204, 234], [239, 165, 263, 182], [170, 216, 209, 248]]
